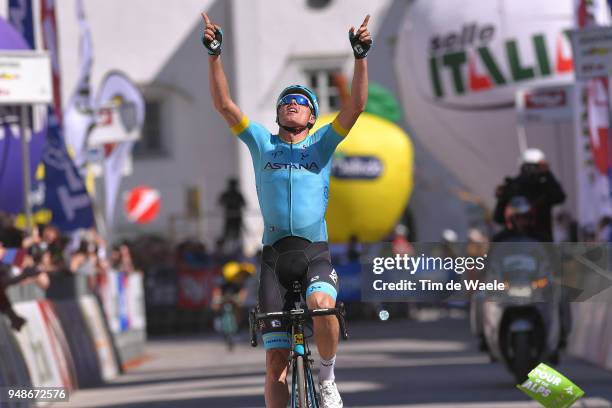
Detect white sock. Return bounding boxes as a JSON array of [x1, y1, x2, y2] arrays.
[[319, 355, 336, 383]]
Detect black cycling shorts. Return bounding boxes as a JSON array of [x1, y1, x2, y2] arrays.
[[257, 236, 339, 350]]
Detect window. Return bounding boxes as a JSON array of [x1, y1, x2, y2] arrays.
[[305, 69, 342, 113], [134, 100, 166, 158]]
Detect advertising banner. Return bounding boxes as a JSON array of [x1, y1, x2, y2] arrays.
[[572, 0, 612, 228], [177, 266, 216, 310], [12, 301, 64, 388], [42, 110, 94, 231], [0, 18, 47, 215], [516, 84, 575, 124], [78, 295, 119, 381], [88, 71, 145, 225], [63, 0, 94, 168], [395, 0, 575, 206], [0, 52, 52, 104], [569, 26, 612, 79], [52, 299, 103, 387], [37, 300, 77, 391], [0, 318, 31, 390], [127, 273, 146, 331]]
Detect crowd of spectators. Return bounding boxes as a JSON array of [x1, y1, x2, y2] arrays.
[[0, 211, 136, 332]]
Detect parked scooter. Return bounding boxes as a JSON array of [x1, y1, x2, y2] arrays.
[[481, 236, 562, 383]]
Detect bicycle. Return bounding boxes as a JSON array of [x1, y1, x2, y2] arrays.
[[249, 280, 349, 408], [220, 300, 239, 350]]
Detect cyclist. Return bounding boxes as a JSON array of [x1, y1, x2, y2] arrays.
[[212, 261, 256, 348], [202, 11, 371, 408], [211, 261, 256, 316]]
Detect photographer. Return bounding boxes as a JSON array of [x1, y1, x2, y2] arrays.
[[494, 148, 566, 241], [0, 232, 45, 331], [39, 224, 69, 274]]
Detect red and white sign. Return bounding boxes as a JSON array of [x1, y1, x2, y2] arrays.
[[124, 186, 160, 224], [516, 84, 574, 124]]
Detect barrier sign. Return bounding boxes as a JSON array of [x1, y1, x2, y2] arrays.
[[0, 52, 52, 104], [569, 26, 612, 80], [516, 84, 575, 124]]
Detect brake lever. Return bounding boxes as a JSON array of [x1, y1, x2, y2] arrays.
[[249, 309, 258, 347]]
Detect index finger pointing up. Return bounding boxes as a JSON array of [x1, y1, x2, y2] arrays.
[[360, 14, 370, 28], [202, 12, 211, 25]]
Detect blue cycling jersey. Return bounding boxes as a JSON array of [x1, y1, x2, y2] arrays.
[[231, 116, 348, 245]]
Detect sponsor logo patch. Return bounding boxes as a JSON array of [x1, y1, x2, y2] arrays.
[[330, 270, 338, 284]]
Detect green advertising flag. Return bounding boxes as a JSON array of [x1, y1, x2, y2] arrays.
[[517, 363, 585, 408]]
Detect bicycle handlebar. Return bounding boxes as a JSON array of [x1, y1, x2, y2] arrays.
[[249, 302, 349, 347]]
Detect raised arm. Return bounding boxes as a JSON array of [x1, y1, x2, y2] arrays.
[[336, 15, 371, 133], [202, 13, 243, 127]]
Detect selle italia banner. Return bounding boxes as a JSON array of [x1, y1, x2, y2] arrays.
[[401, 0, 575, 109], [428, 25, 573, 99]]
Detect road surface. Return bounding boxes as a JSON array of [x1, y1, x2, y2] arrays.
[[53, 312, 612, 407]]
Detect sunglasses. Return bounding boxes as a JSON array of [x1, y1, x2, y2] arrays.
[[277, 94, 312, 109]]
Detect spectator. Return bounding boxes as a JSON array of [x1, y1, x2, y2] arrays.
[[40, 224, 68, 274], [347, 234, 363, 263], [391, 225, 413, 256], [597, 216, 612, 242], [0, 213, 24, 248], [494, 148, 565, 241], [111, 242, 135, 273], [217, 178, 246, 252], [553, 211, 578, 242], [0, 235, 44, 331]]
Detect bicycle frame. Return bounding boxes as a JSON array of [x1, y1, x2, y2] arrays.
[[249, 282, 348, 408]]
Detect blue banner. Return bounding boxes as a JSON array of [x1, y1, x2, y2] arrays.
[[8, 0, 35, 49], [42, 109, 94, 231]]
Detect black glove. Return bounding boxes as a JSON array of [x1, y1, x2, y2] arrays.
[[201, 27, 223, 56], [349, 29, 372, 59]]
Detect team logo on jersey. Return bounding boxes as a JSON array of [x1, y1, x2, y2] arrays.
[[330, 270, 338, 284], [264, 161, 320, 170]]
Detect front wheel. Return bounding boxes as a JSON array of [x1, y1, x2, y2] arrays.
[[296, 356, 307, 408]]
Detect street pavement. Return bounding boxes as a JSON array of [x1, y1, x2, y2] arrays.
[[53, 311, 612, 407]]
